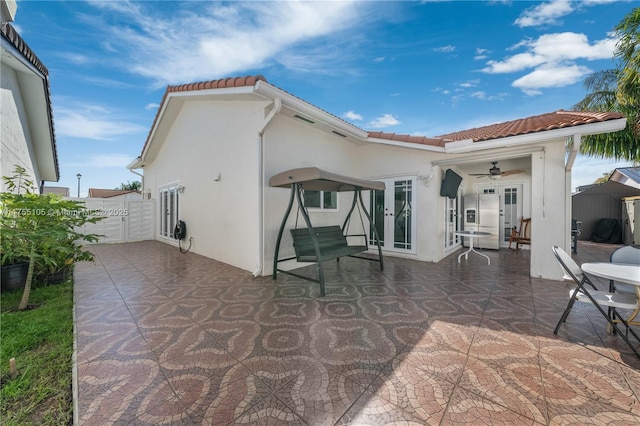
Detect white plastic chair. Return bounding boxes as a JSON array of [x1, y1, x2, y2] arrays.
[[608, 245, 640, 324], [552, 246, 640, 358]]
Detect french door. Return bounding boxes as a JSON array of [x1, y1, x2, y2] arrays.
[[159, 184, 180, 239], [479, 184, 523, 246], [370, 177, 416, 253], [444, 193, 462, 251]]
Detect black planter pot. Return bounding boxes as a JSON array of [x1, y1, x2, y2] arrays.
[[36, 268, 72, 286], [1, 262, 28, 293]]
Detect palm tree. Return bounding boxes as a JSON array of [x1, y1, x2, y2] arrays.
[[572, 8, 639, 162]]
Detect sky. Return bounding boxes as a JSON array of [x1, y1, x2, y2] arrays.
[[11, 0, 638, 196]]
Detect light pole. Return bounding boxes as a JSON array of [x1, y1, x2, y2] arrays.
[[76, 173, 82, 198]]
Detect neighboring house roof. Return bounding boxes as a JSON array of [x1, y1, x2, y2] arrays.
[[572, 180, 640, 198], [42, 186, 69, 196], [0, 23, 59, 181], [131, 75, 627, 167], [88, 189, 141, 198], [610, 167, 640, 190]]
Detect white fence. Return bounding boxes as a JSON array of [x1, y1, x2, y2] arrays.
[[67, 198, 155, 244]]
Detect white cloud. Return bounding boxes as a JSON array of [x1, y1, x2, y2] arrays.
[[481, 32, 616, 94], [64, 154, 134, 169], [343, 110, 363, 121], [512, 63, 591, 95], [89, 1, 364, 86], [368, 114, 400, 128], [374, 56, 385, 62], [515, 0, 574, 27], [434, 45, 455, 53], [55, 103, 146, 140], [145, 103, 160, 110], [459, 80, 480, 88]]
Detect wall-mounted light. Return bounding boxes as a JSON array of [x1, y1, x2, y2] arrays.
[[418, 174, 434, 186]]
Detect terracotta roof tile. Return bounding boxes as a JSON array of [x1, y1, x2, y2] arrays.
[[137, 75, 627, 160], [436, 110, 625, 142], [140, 75, 267, 158], [367, 131, 445, 147], [1, 24, 59, 181]]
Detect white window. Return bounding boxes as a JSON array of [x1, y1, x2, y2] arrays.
[[303, 190, 337, 210]]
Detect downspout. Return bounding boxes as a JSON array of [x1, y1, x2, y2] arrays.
[[253, 98, 282, 277], [128, 156, 145, 196], [129, 169, 144, 194], [565, 134, 581, 251]]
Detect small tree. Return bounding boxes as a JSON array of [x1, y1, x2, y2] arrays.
[[1, 166, 103, 310], [116, 181, 141, 191]]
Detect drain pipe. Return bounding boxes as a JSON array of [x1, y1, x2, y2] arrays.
[[253, 98, 282, 277]]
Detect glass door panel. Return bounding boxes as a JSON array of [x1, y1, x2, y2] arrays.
[[370, 177, 416, 253], [159, 185, 180, 240], [394, 180, 412, 250]]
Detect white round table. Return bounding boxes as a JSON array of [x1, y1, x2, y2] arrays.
[[455, 231, 492, 265]]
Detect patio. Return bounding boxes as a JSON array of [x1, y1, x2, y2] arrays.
[[74, 240, 640, 425]]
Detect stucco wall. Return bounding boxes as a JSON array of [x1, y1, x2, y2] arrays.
[[1, 66, 39, 190], [143, 99, 268, 272], [530, 142, 566, 280], [143, 97, 572, 281], [262, 115, 363, 273]]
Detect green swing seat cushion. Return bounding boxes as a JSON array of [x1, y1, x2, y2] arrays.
[[290, 226, 367, 262]]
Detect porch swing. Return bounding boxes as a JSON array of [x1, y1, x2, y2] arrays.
[[270, 167, 385, 296]]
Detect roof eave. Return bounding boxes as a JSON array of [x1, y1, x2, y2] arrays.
[[139, 85, 258, 163], [365, 137, 445, 152], [1, 35, 59, 181], [444, 118, 627, 154], [254, 81, 369, 140]]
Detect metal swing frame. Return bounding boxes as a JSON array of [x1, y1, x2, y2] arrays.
[[270, 167, 385, 296]]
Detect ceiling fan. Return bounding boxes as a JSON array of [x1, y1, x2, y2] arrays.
[[469, 162, 526, 179]]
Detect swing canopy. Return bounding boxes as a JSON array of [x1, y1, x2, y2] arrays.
[[269, 167, 385, 192], [269, 167, 385, 297]]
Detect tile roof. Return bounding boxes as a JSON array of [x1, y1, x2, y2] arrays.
[[141, 76, 267, 158], [1, 23, 59, 180], [88, 189, 141, 198], [435, 110, 626, 142], [137, 75, 626, 160]]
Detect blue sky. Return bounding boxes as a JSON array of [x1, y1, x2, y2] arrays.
[[13, 0, 636, 195]]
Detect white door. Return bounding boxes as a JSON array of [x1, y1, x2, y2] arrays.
[[159, 184, 180, 240], [444, 189, 463, 251], [479, 183, 523, 246], [370, 177, 417, 253]]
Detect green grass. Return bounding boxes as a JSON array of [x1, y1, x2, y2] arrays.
[[0, 281, 74, 426]]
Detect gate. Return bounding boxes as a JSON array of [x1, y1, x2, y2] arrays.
[[68, 198, 155, 244]]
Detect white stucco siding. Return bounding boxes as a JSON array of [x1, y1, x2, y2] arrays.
[[1, 66, 39, 190], [349, 142, 445, 263], [262, 115, 367, 272], [144, 100, 268, 272], [530, 141, 566, 280]]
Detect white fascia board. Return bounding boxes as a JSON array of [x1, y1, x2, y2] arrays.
[[127, 157, 143, 170], [139, 86, 258, 162], [254, 81, 369, 140], [365, 137, 445, 152], [1, 38, 46, 78], [444, 118, 627, 154], [432, 146, 545, 167]]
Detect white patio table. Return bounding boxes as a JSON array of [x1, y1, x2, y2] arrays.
[[581, 262, 640, 327], [455, 231, 491, 265]]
